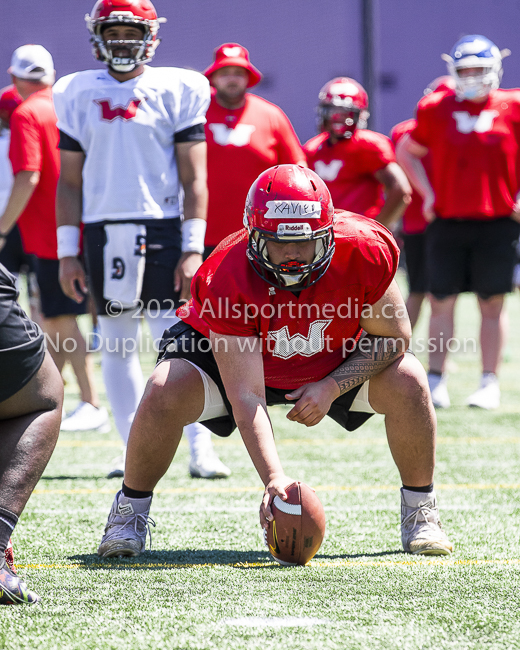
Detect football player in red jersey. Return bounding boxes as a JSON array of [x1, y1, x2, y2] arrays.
[[97, 165, 453, 559], [390, 76, 456, 329], [304, 78, 411, 228], [203, 43, 306, 257], [396, 35, 520, 410]]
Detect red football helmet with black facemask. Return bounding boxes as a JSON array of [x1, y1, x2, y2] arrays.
[[243, 165, 335, 291], [317, 77, 369, 139], [85, 0, 165, 73]]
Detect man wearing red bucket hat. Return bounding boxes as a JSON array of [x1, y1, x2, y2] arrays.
[[203, 43, 306, 255]]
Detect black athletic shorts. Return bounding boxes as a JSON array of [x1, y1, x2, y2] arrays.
[[84, 219, 182, 316], [157, 321, 373, 438], [403, 232, 428, 294], [0, 263, 46, 403], [0, 225, 34, 276], [426, 217, 520, 299], [33, 258, 87, 319]]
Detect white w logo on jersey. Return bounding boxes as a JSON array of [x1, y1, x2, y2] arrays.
[[268, 320, 332, 359], [209, 123, 256, 146], [314, 159, 344, 181], [452, 110, 499, 134]]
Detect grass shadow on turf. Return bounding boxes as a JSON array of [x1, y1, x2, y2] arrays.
[[69, 549, 274, 569], [41, 475, 106, 480], [69, 548, 406, 570]]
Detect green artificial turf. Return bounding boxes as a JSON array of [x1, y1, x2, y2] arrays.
[[1, 273, 520, 649]]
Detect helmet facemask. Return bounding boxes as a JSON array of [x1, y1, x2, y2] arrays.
[[319, 106, 361, 139], [86, 12, 161, 72], [246, 224, 335, 291]]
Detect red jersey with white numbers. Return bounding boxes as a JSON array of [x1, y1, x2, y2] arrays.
[[178, 211, 399, 389], [411, 88, 520, 219], [390, 119, 428, 235], [304, 129, 395, 220], [205, 93, 306, 246]]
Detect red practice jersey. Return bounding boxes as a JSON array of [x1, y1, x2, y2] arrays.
[[179, 211, 399, 389], [9, 88, 60, 259], [9, 88, 60, 260], [411, 88, 520, 220], [390, 119, 428, 235], [205, 93, 305, 247], [304, 130, 395, 220]]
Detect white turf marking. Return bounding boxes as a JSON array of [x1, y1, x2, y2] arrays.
[[221, 617, 329, 628]]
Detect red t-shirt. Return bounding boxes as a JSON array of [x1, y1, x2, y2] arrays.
[[304, 129, 395, 220], [205, 93, 306, 246], [178, 211, 399, 389], [411, 88, 520, 220], [390, 119, 428, 235], [9, 87, 60, 259]]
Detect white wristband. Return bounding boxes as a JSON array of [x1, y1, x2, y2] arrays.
[[57, 225, 80, 259], [181, 218, 206, 254]]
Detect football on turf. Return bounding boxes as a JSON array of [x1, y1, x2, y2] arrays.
[[263, 481, 326, 566]]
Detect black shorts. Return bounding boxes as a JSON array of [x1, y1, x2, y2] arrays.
[[33, 258, 87, 319], [157, 321, 373, 438], [426, 217, 520, 299], [403, 232, 428, 294], [0, 225, 34, 276], [0, 263, 46, 403], [84, 219, 182, 316]]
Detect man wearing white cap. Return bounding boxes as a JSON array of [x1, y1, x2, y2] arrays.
[[203, 43, 306, 256], [0, 45, 106, 432]]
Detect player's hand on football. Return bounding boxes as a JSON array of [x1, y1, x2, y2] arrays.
[[174, 252, 203, 302], [260, 475, 293, 529], [59, 257, 87, 303], [285, 377, 340, 427]]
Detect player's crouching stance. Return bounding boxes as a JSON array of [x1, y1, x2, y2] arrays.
[[98, 165, 453, 558], [0, 264, 63, 603]]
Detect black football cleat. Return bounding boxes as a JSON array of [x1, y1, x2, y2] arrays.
[[0, 559, 40, 605]]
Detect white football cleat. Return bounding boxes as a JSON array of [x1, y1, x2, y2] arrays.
[[98, 491, 154, 558], [401, 488, 453, 555], [427, 373, 450, 409], [466, 373, 500, 410], [60, 401, 111, 433], [106, 447, 126, 479], [189, 452, 231, 479]]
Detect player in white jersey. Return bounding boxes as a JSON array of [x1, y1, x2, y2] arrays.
[[54, 0, 230, 480]]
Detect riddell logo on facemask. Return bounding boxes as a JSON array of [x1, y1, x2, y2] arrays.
[[95, 98, 142, 122]]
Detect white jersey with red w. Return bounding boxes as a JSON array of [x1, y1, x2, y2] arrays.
[[53, 66, 210, 224]]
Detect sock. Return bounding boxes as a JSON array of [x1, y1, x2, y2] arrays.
[[184, 422, 215, 458], [122, 482, 153, 499], [0, 507, 18, 554], [402, 483, 434, 494], [428, 370, 442, 377], [98, 313, 145, 445]]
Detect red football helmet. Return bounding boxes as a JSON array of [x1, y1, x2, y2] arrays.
[[317, 77, 369, 138], [0, 85, 22, 129], [85, 0, 165, 73], [243, 165, 335, 291]]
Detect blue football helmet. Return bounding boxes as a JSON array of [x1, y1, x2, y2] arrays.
[[442, 35, 509, 101]]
